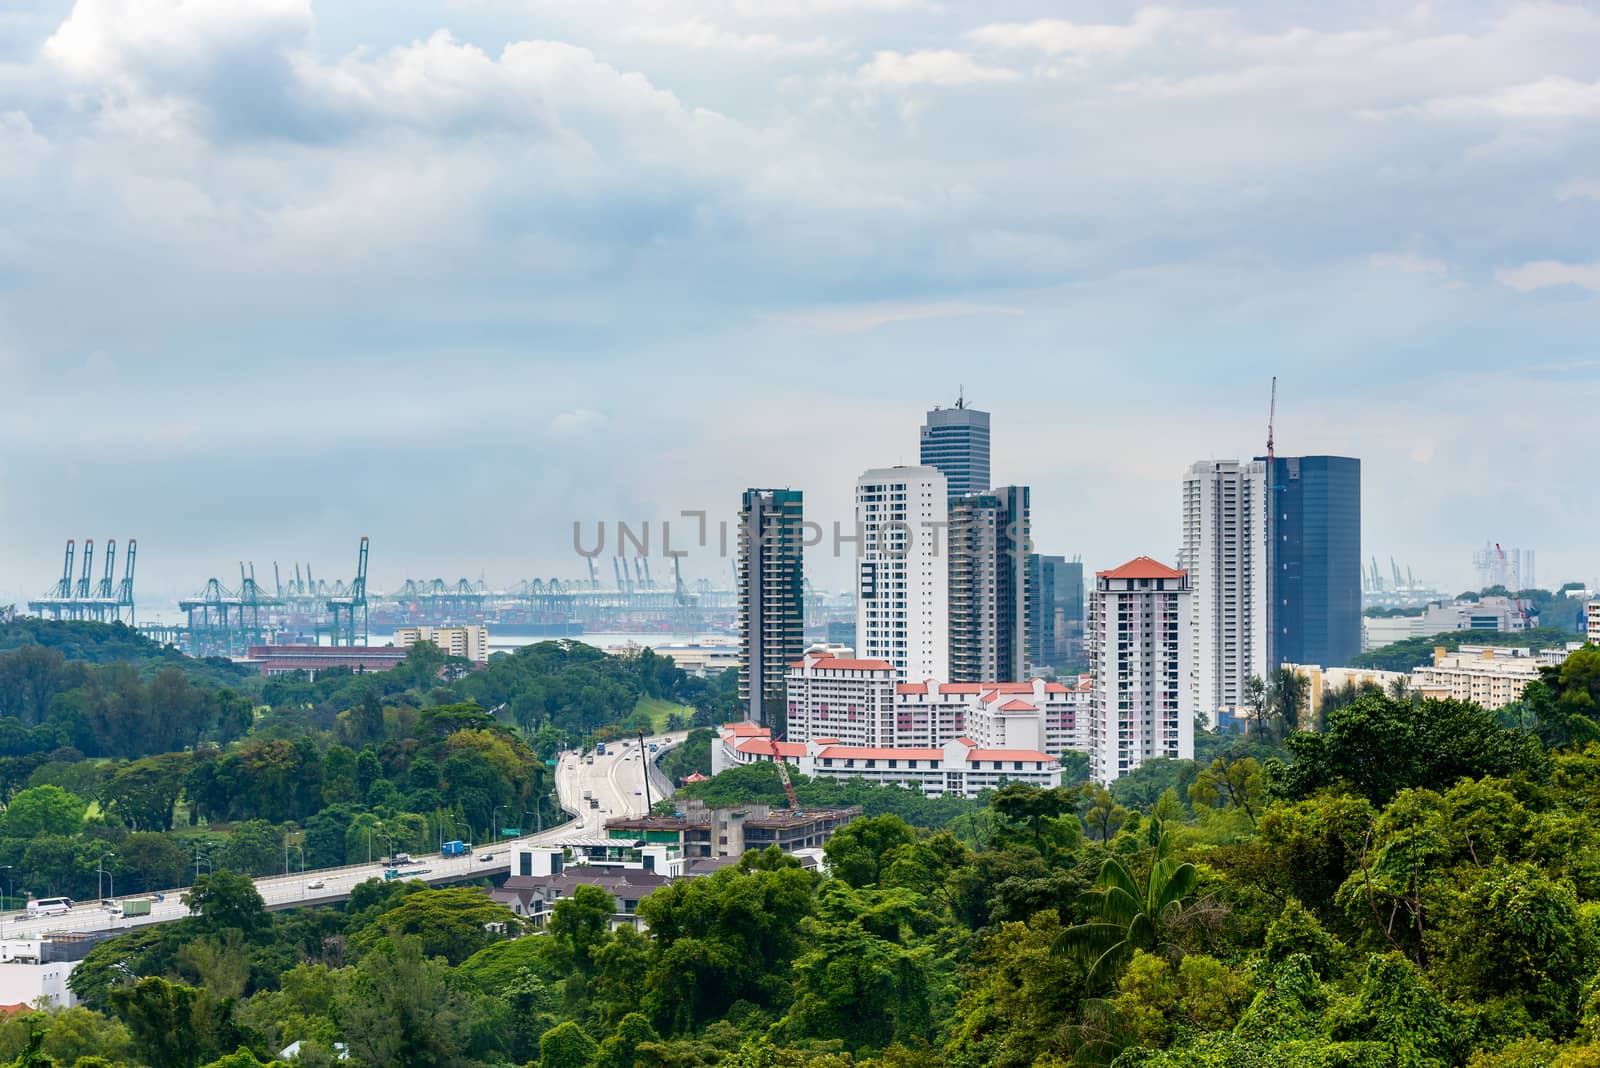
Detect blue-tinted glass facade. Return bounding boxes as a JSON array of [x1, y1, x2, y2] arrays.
[[1262, 456, 1361, 669], [920, 404, 990, 497]]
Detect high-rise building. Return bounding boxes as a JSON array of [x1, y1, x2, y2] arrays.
[[948, 487, 1029, 682], [1180, 460, 1270, 721], [738, 488, 805, 724], [1028, 555, 1086, 673], [855, 466, 949, 682], [1261, 456, 1362, 670], [1088, 557, 1194, 782], [920, 398, 990, 498]]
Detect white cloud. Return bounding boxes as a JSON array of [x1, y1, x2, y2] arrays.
[[1496, 260, 1600, 292], [858, 50, 1019, 87], [43, 0, 312, 86], [624, 19, 830, 56], [1421, 77, 1600, 119], [773, 301, 1022, 334], [0, 112, 47, 178], [968, 8, 1212, 59], [549, 408, 609, 436], [1370, 250, 1448, 275]]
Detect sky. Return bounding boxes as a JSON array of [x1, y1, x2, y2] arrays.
[[2, 0, 1599, 610]]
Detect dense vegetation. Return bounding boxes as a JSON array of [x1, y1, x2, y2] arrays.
[[0, 619, 737, 906], [1350, 626, 1578, 672], [11, 615, 1600, 1068]]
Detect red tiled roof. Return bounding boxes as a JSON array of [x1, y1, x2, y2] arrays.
[[938, 683, 986, 694], [1097, 556, 1186, 580], [954, 736, 977, 746], [736, 738, 805, 758], [998, 699, 1038, 712], [812, 659, 895, 672], [967, 748, 1053, 762], [726, 721, 768, 737], [897, 683, 928, 694], [817, 746, 945, 760], [682, 772, 709, 783]]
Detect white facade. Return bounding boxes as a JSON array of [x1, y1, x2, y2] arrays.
[[0, 955, 77, 1008], [1362, 597, 1530, 651], [393, 625, 489, 662], [1411, 645, 1564, 710], [783, 651, 1090, 756], [715, 725, 1060, 799], [1590, 601, 1600, 646], [1180, 461, 1269, 723], [855, 466, 949, 682], [1089, 558, 1195, 783]]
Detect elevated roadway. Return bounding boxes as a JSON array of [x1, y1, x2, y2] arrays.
[[1, 731, 687, 942]]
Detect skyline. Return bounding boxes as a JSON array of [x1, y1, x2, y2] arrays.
[[4, 0, 1600, 605]]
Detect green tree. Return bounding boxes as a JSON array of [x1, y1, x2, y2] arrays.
[[823, 814, 918, 889], [595, 1013, 660, 1068], [351, 887, 521, 965], [184, 871, 267, 938], [1270, 693, 1545, 804], [539, 1021, 598, 1068], [788, 881, 939, 1051], [1057, 824, 1199, 987], [1188, 757, 1263, 827], [2, 784, 87, 837], [337, 937, 475, 1068]]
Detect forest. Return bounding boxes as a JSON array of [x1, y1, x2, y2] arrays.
[[4, 615, 1600, 1067]]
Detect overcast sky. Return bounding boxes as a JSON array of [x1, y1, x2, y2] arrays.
[[2, 0, 1598, 610]]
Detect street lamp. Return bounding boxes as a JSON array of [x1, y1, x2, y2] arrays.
[[493, 805, 508, 842], [0, 865, 13, 910], [97, 853, 116, 903]]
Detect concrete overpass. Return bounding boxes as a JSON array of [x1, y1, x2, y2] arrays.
[[1, 732, 688, 942]]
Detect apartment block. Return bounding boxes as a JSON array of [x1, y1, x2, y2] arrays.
[[1180, 460, 1269, 722], [1089, 557, 1194, 783], [393, 625, 490, 663], [855, 466, 949, 681], [738, 488, 805, 724]]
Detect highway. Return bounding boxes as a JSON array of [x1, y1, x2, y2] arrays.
[[0, 731, 688, 942]]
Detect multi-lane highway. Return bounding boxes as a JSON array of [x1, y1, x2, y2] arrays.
[[0, 731, 687, 942]]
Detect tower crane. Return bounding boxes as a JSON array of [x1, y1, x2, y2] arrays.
[[773, 751, 800, 810]]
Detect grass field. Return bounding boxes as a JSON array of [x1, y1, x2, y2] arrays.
[[633, 696, 690, 731]]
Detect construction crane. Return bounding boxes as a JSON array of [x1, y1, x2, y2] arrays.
[[1266, 377, 1277, 472], [1391, 558, 1404, 589], [773, 752, 800, 810]]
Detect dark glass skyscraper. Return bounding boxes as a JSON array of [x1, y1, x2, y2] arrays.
[[738, 488, 805, 724], [1028, 554, 1086, 673], [920, 398, 990, 498], [948, 486, 1029, 682], [1261, 456, 1361, 669]]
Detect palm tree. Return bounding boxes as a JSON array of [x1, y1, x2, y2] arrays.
[[1056, 824, 1199, 987]]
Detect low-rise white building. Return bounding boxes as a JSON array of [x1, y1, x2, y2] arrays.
[[784, 650, 1090, 755], [1410, 645, 1562, 710], [1362, 597, 1531, 651], [714, 724, 1061, 798], [393, 625, 490, 663]]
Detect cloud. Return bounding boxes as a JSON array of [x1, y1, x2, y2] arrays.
[[1495, 260, 1600, 292], [858, 50, 1019, 87], [624, 19, 830, 56], [1370, 251, 1448, 275], [549, 409, 610, 436], [968, 8, 1211, 59], [773, 301, 1023, 334], [1557, 180, 1600, 201], [1420, 77, 1600, 119], [0, 111, 47, 177]]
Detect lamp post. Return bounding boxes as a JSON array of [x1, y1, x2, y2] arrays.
[[0, 865, 12, 911], [97, 853, 116, 903], [493, 805, 507, 843]]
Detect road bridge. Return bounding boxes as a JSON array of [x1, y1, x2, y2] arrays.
[[1, 732, 687, 942]]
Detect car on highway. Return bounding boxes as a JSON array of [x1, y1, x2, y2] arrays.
[[306, 879, 326, 890], [99, 899, 123, 917], [26, 897, 72, 917], [478, 852, 494, 862]]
